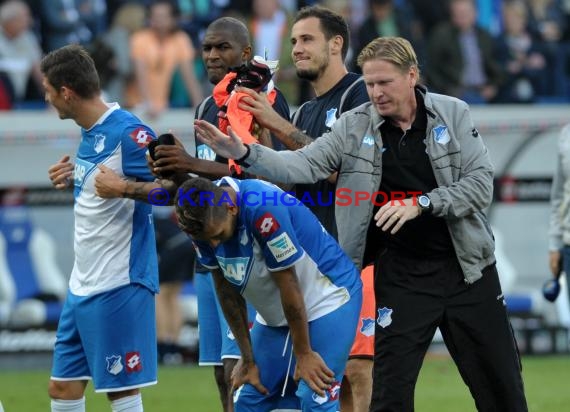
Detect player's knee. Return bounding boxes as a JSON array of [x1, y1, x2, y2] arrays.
[[233, 384, 259, 411], [48, 380, 84, 400], [106, 388, 139, 401], [345, 359, 373, 388]]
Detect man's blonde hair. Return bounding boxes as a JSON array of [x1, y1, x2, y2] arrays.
[[356, 37, 420, 76]]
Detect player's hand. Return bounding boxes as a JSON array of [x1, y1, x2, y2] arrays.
[[374, 197, 421, 234], [293, 350, 334, 397], [549, 250, 562, 278], [48, 155, 74, 190], [194, 120, 248, 160], [230, 358, 269, 396], [152, 138, 195, 175], [235, 86, 282, 130], [94, 164, 127, 198]]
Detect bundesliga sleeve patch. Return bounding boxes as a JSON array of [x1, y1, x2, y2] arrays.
[[255, 212, 280, 237], [267, 232, 298, 262], [129, 127, 153, 148]]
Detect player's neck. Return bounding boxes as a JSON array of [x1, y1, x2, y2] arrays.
[[312, 63, 348, 97], [73, 97, 111, 130]]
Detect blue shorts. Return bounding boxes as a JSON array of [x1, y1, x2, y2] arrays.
[[234, 290, 362, 412], [195, 272, 255, 365], [50, 284, 157, 393]]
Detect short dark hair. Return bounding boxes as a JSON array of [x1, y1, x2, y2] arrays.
[[207, 16, 251, 49], [175, 177, 228, 237], [40, 44, 100, 99], [294, 6, 350, 60]]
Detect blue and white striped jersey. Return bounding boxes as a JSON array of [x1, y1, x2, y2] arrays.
[[70, 103, 158, 296]]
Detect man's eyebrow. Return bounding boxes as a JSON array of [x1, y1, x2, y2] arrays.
[[204, 42, 231, 48]]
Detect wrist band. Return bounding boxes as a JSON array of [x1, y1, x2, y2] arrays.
[[235, 144, 251, 166]]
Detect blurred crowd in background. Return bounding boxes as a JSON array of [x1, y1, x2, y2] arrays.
[[2, 0, 570, 114]]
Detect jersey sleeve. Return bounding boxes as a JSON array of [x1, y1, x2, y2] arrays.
[[121, 124, 157, 181], [192, 240, 219, 269], [248, 186, 304, 271]]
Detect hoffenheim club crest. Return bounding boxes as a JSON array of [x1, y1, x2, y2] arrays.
[[360, 318, 375, 337], [94, 134, 106, 153], [377, 307, 393, 328], [325, 108, 337, 128], [106, 355, 123, 375], [432, 125, 450, 145]]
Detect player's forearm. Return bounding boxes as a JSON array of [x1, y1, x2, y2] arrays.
[[212, 270, 254, 362], [283, 297, 312, 356], [271, 122, 314, 150], [121, 181, 167, 203], [274, 269, 312, 355], [186, 158, 230, 179]]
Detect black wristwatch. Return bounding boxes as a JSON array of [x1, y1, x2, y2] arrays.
[[417, 194, 433, 214]]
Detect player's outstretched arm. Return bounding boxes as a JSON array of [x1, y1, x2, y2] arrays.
[[194, 121, 249, 160], [271, 267, 334, 396]]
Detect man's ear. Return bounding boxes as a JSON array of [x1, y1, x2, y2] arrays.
[[242, 45, 253, 62], [60, 86, 73, 101], [330, 35, 343, 57], [227, 203, 239, 216]]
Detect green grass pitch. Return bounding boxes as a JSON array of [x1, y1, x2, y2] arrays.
[[1, 356, 569, 411]]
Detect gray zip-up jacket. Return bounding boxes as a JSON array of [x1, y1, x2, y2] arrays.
[[548, 123, 570, 251], [242, 87, 496, 283]]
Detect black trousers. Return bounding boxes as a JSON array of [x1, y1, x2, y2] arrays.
[[370, 249, 528, 412]]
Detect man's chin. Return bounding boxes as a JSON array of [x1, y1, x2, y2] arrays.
[[296, 69, 318, 82]]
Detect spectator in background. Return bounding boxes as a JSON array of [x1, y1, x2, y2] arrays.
[[177, 0, 225, 45], [98, 2, 146, 105], [154, 206, 195, 365], [249, 0, 299, 104], [37, 0, 93, 52], [352, 0, 422, 72], [526, 0, 566, 95], [407, 0, 448, 37], [495, 0, 548, 103], [77, 0, 107, 39], [426, 0, 503, 104], [527, 0, 566, 44], [131, 0, 203, 120], [0, 0, 44, 104]]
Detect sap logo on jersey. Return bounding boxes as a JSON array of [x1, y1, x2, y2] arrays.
[[197, 144, 216, 161], [267, 232, 298, 263], [218, 256, 250, 285], [74, 158, 95, 187]]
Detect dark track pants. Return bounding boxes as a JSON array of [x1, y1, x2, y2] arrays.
[[370, 249, 528, 412]]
